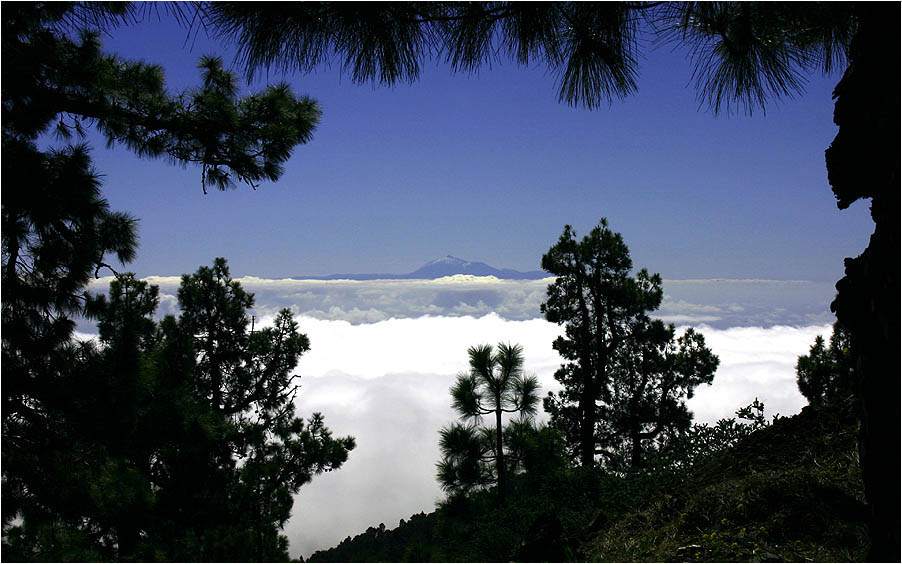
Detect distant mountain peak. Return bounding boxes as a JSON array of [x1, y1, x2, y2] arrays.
[[409, 256, 546, 280], [427, 255, 470, 266], [292, 256, 549, 281]]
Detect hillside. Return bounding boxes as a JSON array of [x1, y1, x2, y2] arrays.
[[305, 401, 867, 562], [582, 399, 867, 562]]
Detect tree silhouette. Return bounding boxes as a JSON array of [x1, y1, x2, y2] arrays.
[[203, 2, 640, 110], [3, 262, 354, 560], [437, 343, 540, 504], [796, 322, 855, 408], [542, 219, 718, 469], [541, 219, 661, 467], [3, 3, 321, 193], [161, 259, 356, 560], [3, 5, 331, 558], [601, 322, 719, 469], [202, 2, 856, 114]]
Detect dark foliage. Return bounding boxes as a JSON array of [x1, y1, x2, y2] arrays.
[[796, 322, 856, 408], [437, 343, 540, 504], [309, 467, 617, 562], [584, 399, 867, 562], [310, 401, 866, 562], [204, 2, 639, 110], [308, 513, 439, 563], [541, 219, 719, 470], [3, 262, 354, 561], [2, 2, 320, 192], [2, 4, 335, 560], [203, 2, 856, 114]]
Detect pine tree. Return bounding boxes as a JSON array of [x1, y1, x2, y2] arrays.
[[437, 343, 540, 504], [3, 262, 355, 560], [3, 5, 329, 559], [796, 321, 855, 408], [600, 321, 719, 469], [542, 219, 718, 469], [162, 259, 356, 561], [541, 219, 657, 467]]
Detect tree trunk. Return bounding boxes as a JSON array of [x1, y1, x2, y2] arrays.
[[495, 403, 506, 505], [579, 377, 595, 468], [827, 4, 900, 560], [573, 257, 597, 468], [629, 428, 642, 468]]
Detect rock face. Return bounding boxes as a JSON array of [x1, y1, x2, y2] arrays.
[[825, 5, 900, 561]]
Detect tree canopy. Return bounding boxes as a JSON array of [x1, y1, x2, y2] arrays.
[[2, 2, 321, 193], [541, 219, 656, 467], [437, 343, 540, 504], [796, 321, 855, 408], [2, 4, 344, 560], [541, 219, 718, 469], [598, 322, 719, 470], [202, 2, 855, 114], [3, 260, 355, 561]]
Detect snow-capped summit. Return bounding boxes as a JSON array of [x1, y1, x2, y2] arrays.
[[407, 256, 547, 279], [292, 256, 548, 280], [410, 255, 496, 278], [423, 255, 472, 267]]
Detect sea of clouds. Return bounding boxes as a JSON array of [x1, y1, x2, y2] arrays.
[[283, 315, 829, 558], [81, 275, 839, 558], [86, 274, 837, 329]]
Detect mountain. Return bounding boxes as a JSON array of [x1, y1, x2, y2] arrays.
[[291, 255, 549, 280], [407, 255, 548, 279]]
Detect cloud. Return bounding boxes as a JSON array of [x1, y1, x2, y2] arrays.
[[663, 278, 813, 284], [281, 314, 565, 557], [281, 316, 832, 559], [678, 323, 832, 423], [290, 314, 563, 387], [81, 274, 839, 558], [657, 314, 723, 324], [73, 331, 99, 343], [85, 275, 838, 330], [290, 372, 455, 558]]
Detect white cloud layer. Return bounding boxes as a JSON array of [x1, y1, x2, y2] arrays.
[[84, 275, 838, 329], [80, 275, 837, 558], [282, 315, 832, 559]]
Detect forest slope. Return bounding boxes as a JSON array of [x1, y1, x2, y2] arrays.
[[307, 401, 867, 562], [582, 399, 867, 562]]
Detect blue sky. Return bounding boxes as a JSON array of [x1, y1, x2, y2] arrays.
[[78, 13, 873, 282]]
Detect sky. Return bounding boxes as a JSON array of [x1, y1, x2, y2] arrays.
[[58, 9, 878, 560], [77, 11, 873, 282]]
